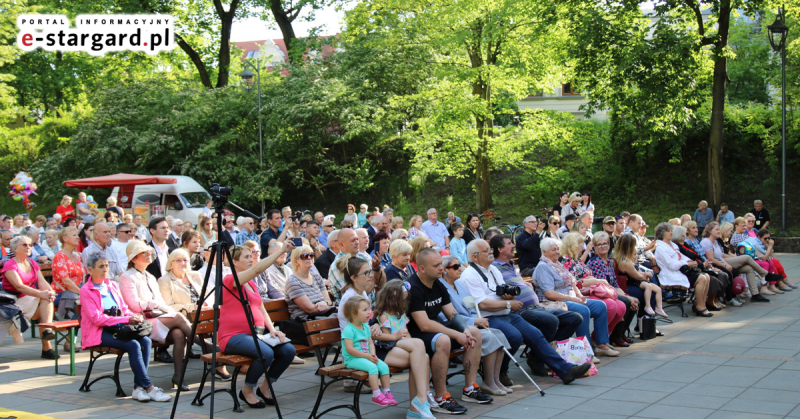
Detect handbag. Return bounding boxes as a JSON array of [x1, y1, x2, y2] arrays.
[[105, 322, 154, 341], [639, 316, 657, 340], [143, 308, 165, 318], [581, 282, 617, 300], [552, 336, 598, 378], [278, 317, 310, 345]]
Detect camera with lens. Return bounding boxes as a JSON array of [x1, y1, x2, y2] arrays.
[[210, 183, 233, 196], [495, 284, 521, 297], [290, 211, 302, 222]]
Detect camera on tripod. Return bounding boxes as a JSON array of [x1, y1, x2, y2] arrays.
[[495, 284, 521, 297], [210, 183, 233, 211]]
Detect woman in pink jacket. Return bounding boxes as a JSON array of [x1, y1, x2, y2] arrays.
[[80, 251, 171, 403]]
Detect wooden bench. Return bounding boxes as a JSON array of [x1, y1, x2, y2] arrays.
[[38, 319, 80, 376]]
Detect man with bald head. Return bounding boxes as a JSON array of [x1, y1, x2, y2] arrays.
[[82, 222, 125, 279], [328, 228, 385, 304]]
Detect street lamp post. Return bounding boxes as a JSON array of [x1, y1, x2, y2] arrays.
[[768, 6, 789, 234], [240, 58, 264, 216]]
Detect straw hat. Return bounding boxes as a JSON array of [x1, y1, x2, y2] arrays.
[[126, 240, 155, 263]]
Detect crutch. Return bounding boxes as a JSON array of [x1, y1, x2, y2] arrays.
[[462, 296, 545, 396]]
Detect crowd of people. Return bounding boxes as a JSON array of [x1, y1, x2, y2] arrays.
[[0, 193, 793, 418]]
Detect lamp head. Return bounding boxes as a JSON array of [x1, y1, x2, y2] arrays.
[[767, 8, 789, 52]]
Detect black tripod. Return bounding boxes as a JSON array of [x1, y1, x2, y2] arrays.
[[169, 184, 281, 419]]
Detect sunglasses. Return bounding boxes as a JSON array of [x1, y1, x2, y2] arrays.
[[551, 222, 561, 225], [299, 253, 315, 260], [447, 264, 462, 270], [323, 224, 334, 228], [400, 236, 409, 240], [119, 230, 131, 234]]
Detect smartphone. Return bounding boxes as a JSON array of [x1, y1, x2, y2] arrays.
[[291, 238, 303, 247]]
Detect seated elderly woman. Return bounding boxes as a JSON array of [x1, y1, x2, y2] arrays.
[[586, 232, 638, 348], [370, 231, 392, 268], [533, 237, 618, 358], [285, 245, 334, 321], [120, 240, 197, 390], [384, 239, 417, 282], [1, 235, 57, 358], [391, 217, 405, 232], [652, 222, 713, 317], [730, 219, 785, 294], [438, 255, 512, 395], [701, 221, 770, 303], [672, 225, 729, 312], [561, 233, 626, 349], [391, 228, 410, 243], [80, 252, 171, 402]]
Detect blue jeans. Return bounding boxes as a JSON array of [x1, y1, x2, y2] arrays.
[[487, 314, 573, 378], [565, 299, 610, 345], [518, 308, 583, 342], [100, 330, 152, 389], [225, 334, 296, 387]]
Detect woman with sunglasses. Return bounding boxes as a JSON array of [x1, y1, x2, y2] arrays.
[[285, 245, 334, 320], [221, 241, 296, 408], [540, 215, 562, 242]]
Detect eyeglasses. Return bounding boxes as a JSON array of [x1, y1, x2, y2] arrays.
[[551, 222, 561, 225], [747, 220, 755, 224], [18, 243, 33, 248], [118, 230, 131, 234], [299, 253, 315, 260], [323, 224, 334, 228], [353, 269, 374, 277], [472, 249, 491, 255], [596, 243, 609, 247], [400, 236, 409, 240], [447, 264, 462, 270]]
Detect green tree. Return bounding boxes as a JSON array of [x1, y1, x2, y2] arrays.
[[566, 0, 769, 210], [346, 0, 568, 211]]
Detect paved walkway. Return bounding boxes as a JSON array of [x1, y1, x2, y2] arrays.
[[2, 253, 800, 419]]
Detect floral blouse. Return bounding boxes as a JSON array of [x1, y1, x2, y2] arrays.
[[561, 255, 593, 287], [586, 256, 618, 288], [52, 251, 85, 293]]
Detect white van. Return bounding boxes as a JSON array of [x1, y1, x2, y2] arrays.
[[111, 175, 212, 224]]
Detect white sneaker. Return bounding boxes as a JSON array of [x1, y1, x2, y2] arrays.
[[132, 387, 151, 402], [729, 297, 742, 307], [147, 387, 172, 402]]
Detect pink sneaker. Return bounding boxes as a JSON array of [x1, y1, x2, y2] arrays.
[[372, 393, 393, 406], [384, 392, 399, 406]]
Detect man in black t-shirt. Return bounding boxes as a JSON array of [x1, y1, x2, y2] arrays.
[[751, 200, 771, 230], [407, 248, 491, 414]]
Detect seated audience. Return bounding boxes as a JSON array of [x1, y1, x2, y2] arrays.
[[613, 235, 659, 319], [407, 215, 426, 240], [693, 200, 714, 231], [179, 230, 205, 271], [251, 241, 292, 301], [370, 231, 392, 268], [462, 214, 484, 245], [52, 227, 85, 325], [314, 230, 339, 279], [653, 223, 713, 317], [516, 216, 545, 277], [745, 229, 794, 291], [673, 225, 729, 311], [2, 235, 57, 358], [716, 203, 735, 224], [750, 199, 770, 230], [701, 222, 770, 303], [560, 192, 583, 218], [120, 240, 196, 390], [198, 215, 217, 249], [533, 237, 618, 358], [391, 217, 405, 232], [449, 223, 467, 265], [42, 229, 60, 258], [80, 252, 171, 402]]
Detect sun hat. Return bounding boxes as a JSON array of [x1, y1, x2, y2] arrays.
[[126, 240, 155, 263]]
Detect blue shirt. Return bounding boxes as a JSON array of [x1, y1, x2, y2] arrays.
[[450, 237, 467, 264], [694, 208, 715, 228], [319, 231, 329, 249], [96, 282, 118, 311], [357, 212, 368, 228], [235, 229, 259, 246], [744, 237, 768, 255], [718, 210, 735, 224], [421, 220, 448, 248]]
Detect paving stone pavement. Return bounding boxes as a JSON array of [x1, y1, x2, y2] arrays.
[[2, 253, 800, 418]]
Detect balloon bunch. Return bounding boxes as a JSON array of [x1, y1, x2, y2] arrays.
[[8, 172, 38, 213]]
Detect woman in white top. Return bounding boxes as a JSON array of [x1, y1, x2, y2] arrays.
[[652, 223, 712, 317]]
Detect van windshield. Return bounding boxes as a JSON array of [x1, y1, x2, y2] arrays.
[[181, 191, 212, 208]]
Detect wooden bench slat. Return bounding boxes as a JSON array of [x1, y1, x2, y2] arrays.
[[86, 346, 125, 355], [304, 318, 339, 333], [200, 352, 253, 367], [307, 330, 340, 347], [38, 320, 80, 331]]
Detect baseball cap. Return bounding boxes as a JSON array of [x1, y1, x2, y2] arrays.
[[603, 216, 616, 224]]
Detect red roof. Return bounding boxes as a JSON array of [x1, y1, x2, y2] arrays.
[[64, 174, 177, 189]]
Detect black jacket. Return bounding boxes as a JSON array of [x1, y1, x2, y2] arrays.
[[315, 249, 337, 279], [515, 229, 542, 272], [146, 239, 178, 279]]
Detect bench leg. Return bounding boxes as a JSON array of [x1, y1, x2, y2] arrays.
[[231, 366, 243, 413], [308, 376, 358, 419], [79, 350, 98, 392], [308, 375, 328, 419], [352, 379, 364, 419], [69, 327, 76, 376], [113, 353, 126, 397], [192, 364, 212, 406]]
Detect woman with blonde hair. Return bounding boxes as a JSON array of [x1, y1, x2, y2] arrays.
[[285, 245, 333, 320], [391, 217, 404, 232], [409, 236, 432, 271], [384, 239, 416, 282], [391, 228, 409, 242], [407, 215, 425, 240]]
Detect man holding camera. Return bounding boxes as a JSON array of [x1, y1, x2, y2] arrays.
[[459, 240, 591, 385]]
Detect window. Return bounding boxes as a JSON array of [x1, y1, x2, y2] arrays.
[[163, 194, 182, 210], [246, 50, 256, 58], [134, 194, 161, 206], [562, 82, 580, 96], [180, 191, 212, 208]]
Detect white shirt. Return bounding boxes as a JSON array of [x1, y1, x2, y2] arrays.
[[653, 240, 690, 288], [459, 263, 510, 317], [153, 241, 169, 276]]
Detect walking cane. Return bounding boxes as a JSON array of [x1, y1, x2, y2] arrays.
[[462, 296, 545, 396]]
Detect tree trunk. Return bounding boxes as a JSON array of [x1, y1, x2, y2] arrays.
[[473, 81, 493, 212], [176, 35, 213, 88], [707, 1, 731, 211], [270, 0, 298, 63], [214, 0, 241, 88]]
